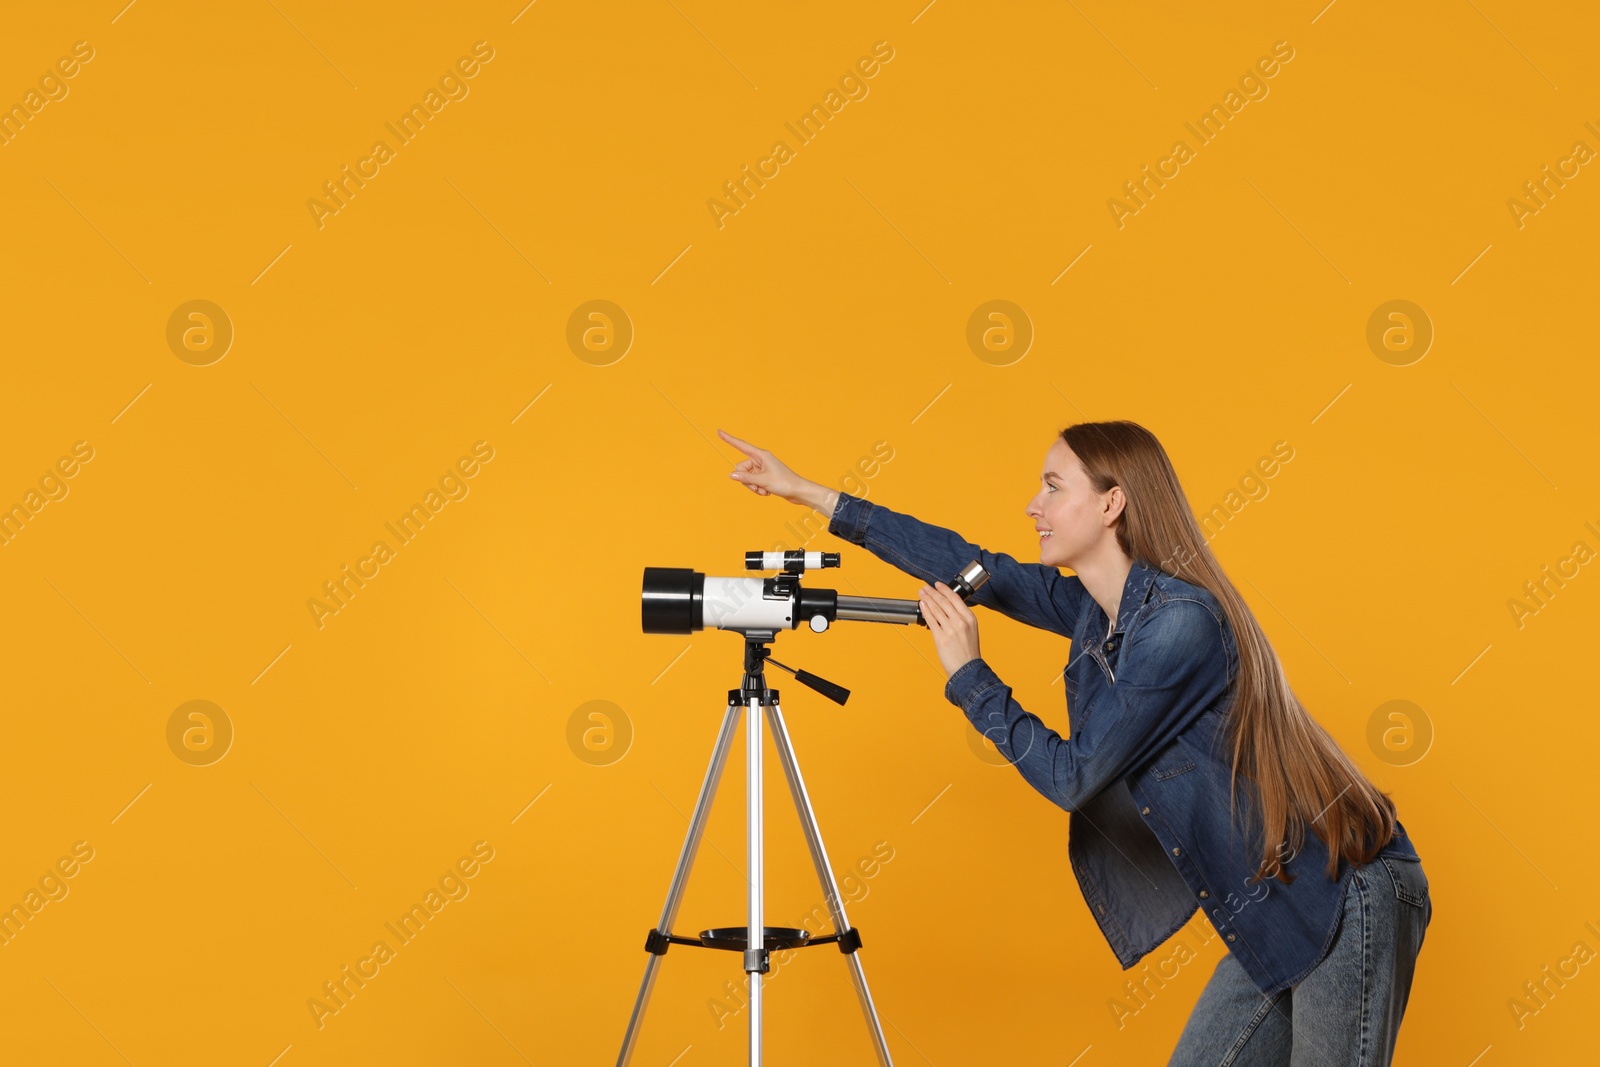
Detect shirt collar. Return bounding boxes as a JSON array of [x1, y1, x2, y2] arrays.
[[1104, 558, 1162, 636]]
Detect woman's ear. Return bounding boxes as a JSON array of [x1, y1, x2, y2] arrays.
[[1101, 485, 1127, 525]]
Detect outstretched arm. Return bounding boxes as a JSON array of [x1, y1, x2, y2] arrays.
[[717, 430, 1084, 638], [827, 491, 1086, 640]]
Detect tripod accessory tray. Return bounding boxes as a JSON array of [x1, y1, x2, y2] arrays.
[[701, 926, 810, 951], [643, 924, 863, 955]]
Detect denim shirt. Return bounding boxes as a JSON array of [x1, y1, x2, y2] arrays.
[[827, 491, 1420, 997]]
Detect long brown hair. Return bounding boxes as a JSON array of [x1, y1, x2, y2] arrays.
[[1062, 420, 1396, 883]]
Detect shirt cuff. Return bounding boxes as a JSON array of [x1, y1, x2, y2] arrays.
[[828, 491, 872, 544], [944, 656, 1002, 710]]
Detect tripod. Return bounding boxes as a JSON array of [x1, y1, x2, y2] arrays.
[[616, 631, 894, 1066]]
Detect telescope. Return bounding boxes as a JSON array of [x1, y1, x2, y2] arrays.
[[619, 550, 989, 1066], [642, 550, 989, 636]]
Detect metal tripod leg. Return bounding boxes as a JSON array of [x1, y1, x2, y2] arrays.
[[616, 701, 741, 1067], [765, 701, 895, 1067]]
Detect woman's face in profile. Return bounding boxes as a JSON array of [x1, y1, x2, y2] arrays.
[[1026, 439, 1103, 569]]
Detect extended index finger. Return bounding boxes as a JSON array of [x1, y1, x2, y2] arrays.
[[717, 428, 764, 458]]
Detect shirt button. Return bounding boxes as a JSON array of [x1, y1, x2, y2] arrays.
[[1141, 806, 1150, 815], [1227, 934, 1236, 942], [1199, 890, 1209, 899], [1171, 847, 1181, 856]]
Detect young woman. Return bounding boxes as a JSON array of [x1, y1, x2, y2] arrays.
[[718, 422, 1431, 1065]]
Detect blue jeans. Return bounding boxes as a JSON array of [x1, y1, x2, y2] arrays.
[[1168, 855, 1432, 1066]]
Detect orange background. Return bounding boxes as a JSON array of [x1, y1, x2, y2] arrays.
[[2, 1, 1596, 1064]]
